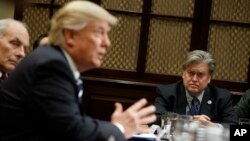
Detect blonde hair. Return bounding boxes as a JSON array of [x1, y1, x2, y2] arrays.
[[48, 0, 117, 47]]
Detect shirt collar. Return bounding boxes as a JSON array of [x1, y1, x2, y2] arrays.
[[186, 89, 204, 105], [61, 49, 80, 80]]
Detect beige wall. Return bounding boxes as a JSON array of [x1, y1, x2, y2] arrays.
[[0, 1, 14, 19]]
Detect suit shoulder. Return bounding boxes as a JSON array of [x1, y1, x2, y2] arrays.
[[208, 84, 232, 97], [27, 46, 68, 66], [158, 82, 175, 90], [156, 81, 183, 94]]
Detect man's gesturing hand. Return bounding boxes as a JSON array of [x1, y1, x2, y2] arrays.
[[111, 98, 156, 139]]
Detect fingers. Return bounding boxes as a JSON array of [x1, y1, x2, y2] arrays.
[[126, 99, 156, 125], [201, 115, 210, 121], [137, 105, 156, 124], [115, 102, 123, 112], [139, 114, 157, 125], [112, 102, 123, 115], [127, 98, 147, 111], [111, 98, 157, 138], [193, 114, 212, 126], [138, 105, 156, 117], [193, 114, 210, 121]]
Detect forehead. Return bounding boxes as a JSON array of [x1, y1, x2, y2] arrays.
[[185, 62, 209, 72], [5, 23, 30, 46], [84, 20, 111, 31]]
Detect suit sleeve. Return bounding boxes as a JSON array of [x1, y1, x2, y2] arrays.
[[154, 86, 170, 125], [155, 86, 170, 115], [219, 91, 239, 124], [234, 90, 250, 118], [30, 60, 125, 141]]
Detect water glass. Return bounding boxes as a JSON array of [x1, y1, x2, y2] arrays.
[[162, 112, 179, 134]]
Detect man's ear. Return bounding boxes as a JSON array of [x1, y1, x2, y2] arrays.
[[62, 29, 75, 48], [208, 75, 211, 83]]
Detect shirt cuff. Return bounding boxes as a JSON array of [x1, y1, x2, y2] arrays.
[[114, 123, 125, 133]]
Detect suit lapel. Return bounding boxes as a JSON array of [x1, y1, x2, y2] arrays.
[[200, 88, 213, 116], [175, 84, 188, 114], [53, 46, 83, 114]]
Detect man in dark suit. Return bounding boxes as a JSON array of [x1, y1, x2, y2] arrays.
[[0, 19, 29, 82], [234, 89, 250, 119], [0, 1, 156, 141], [155, 50, 238, 126]]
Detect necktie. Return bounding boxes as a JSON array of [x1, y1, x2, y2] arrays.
[[1, 72, 8, 80], [190, 97, 200, 115], [76, 78, 84, 104]]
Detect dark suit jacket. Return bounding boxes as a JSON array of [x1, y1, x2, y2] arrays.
[[0, 45, 125, 141], [234, 89, 250, 118], [154, 81, 238, 125]]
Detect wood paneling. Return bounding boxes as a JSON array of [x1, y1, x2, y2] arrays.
[[82, 77, 157, 121], [82, 76, 243, 121]]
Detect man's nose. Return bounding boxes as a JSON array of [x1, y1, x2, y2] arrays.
[[191, 74, 198, 81], [16, 46, 26, 59], [102, 34, 111, 48]]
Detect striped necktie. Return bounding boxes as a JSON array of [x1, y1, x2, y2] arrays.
[[76, 78, 84, 103], [1, 72, 8, 80], [190, 97, 200, 115]]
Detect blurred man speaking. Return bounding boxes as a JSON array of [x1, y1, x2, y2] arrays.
[[0, 1, 156, 141]]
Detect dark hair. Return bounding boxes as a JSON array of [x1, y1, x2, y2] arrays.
[[32, 33, 48, 50]]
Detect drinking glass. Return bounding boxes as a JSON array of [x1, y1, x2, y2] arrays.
[[160, 112, 179, 140], [179, 114, 193, 122], [165, 112, 179, 135]]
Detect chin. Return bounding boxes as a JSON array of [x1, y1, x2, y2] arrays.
[[89, 64, 100, 70], [188, 89, 200, 94], [6, 66, 15, 72], [94, 60, 102, 67]]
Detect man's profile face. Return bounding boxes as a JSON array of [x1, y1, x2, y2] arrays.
[[66, 19, 111, 72], [182, 62, 211, 96], [0, 22, 29, 73]]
